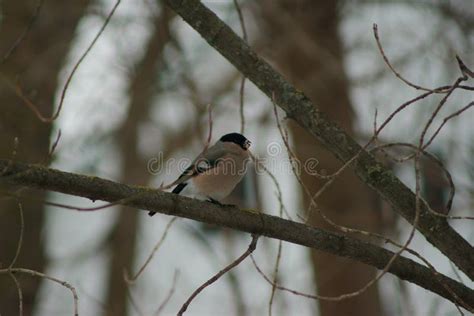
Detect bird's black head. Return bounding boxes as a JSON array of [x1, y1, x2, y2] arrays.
[[220, 133, 251, 150]]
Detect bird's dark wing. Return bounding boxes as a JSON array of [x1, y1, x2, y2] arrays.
[[172, 182, 187, 194], [148, 143, 226, 217], [170, 158, 218, 196], [176, 161, 211, 180], [172, 143, 227, 185]]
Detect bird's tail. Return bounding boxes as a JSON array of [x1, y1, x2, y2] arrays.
[[172, 182, 187, 194], [148, 183, 187, 217]]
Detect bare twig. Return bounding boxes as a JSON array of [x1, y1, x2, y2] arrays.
[[419, 77, 467, 147], [268, 240, 282, 316], [9, 272, 23, 316], [48, 129, 62, 159], [177, 234, 259, 315], [124, 217, 178, 283], [9, 201, 24, 269], [232, 0, 248, 134], [0, 268, 79, 316], [204, 103, 213, 151], [374, 24, 445, 93], [127, 289, 145, 316], [423, 101, 474, 151], [252, 253, 470, 313], [43, 128, 63, 165], [238, 76, 246, 134], [269, 160, 285, 315], [155, 270, 179, 316], [0, 0, 44, 65], [456, 55, 474, 79], [16, 0, 121, 123], [249, 151, 293, 220], [371, 143, 473, 219]]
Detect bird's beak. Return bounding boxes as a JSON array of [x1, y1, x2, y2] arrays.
[[244, 140, 251, 150]]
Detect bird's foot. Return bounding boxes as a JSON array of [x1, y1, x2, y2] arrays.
[[222, 203, 237, 208], [207, 197, 236, 208], [241, 208, 260, 214], [207, 197, 223, 205]]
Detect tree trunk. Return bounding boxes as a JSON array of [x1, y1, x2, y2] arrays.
[[255, 1, 383, 315], [103, 9, 172, 316], [0, 1, 90, 315]]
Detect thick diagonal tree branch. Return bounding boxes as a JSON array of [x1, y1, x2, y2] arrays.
[[0, 159, 473, 309], [162, 0, 474, 280]]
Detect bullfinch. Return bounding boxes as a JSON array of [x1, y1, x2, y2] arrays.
[[148, 133, 251, 216]]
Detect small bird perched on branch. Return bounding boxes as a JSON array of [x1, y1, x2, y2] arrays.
[[148, 133, 251, 216]]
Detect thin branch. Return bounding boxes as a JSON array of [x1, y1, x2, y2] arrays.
[[373, 23, 447, 93], [127, 289, 145, 316], [9, 272, 23, 316], [252, 255, 469, 313], [48, 129, 62, 160], [0, 0, 44, 65], [124, 217, 178, 283], [423, 101, 474, 151], [239, 76, 246, 134], [177, 234, 259, 315], [268, 151, 286, 315], [233, 0, 248, 42], [204, 103, 214, 151], [0, 268, 78, 316], [154, 270, 179, 316], [42, 128, 62, 165], [456, 55, 474, 79], [9, 201, 24, 268], [268, 240, 282, 316], [249, 151, 293, 220], [232, 0, 248, 134], [15, 0, 121, 123], [419, 77, 467, 147], [372, 143, 472, 220]]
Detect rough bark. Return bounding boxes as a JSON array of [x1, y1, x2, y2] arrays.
[[162, 0, 474, 281], [0, 1, 90, 314], [1, 159, 473, 310]]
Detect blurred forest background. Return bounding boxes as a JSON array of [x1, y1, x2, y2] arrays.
[[0, 0, 473, 315]]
